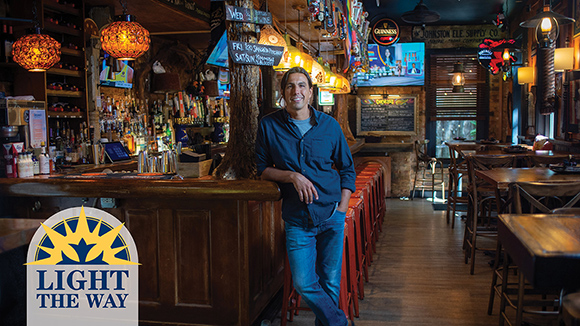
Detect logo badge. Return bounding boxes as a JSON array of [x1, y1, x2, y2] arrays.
[[372, 18, 399, 46], [27, 206, 139, 326]]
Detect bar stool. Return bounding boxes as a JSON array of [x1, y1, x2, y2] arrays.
[[348, 197, 366, 300], [356, 162, 386, 218], [355, 180, 376, 256], [411, 140, 444, 202], [356, 170, 383, 233], [352, 187, 373, 270], [344, 208, 358, 318]]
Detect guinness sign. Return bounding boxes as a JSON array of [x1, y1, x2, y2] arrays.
[[372, 18, 399, 46]]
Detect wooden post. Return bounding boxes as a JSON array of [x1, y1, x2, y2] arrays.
[[334, 94, 355, 142], [214, 0, 260, 180]]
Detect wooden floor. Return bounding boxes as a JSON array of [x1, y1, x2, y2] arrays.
[[268, 198, 515, 326]]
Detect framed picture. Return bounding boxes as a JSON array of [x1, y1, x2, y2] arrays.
[[575, 0, 580, 37]]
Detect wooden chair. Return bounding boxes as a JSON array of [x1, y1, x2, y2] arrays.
[[511, 181, 580, 214], [464, 154, 516, 275], [446, 143, 485, 228], [411, 140, 445, 201], [524, 154, 570, 167], [489, 181, 580, 325]]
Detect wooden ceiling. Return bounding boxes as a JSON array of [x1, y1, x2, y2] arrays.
[[83, 0, 527, 58], [85, 0, 212, 48]]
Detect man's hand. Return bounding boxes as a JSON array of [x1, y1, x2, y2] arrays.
[[289, 172, 319, 204], [261, 167, 319, 204]]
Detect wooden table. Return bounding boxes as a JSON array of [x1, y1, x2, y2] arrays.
[[499, 214, 580, 289], [475, 167, 580, 191], [498, 214, 580, 326]]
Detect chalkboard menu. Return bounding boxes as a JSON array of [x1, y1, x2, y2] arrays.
[[356, 96, 417, 135], [227, 41, 284, 66]]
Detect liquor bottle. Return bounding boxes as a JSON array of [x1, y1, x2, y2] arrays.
[[39, 142, 51, 174], [0, 24, 6, 62], [3, 25, 15, 63]]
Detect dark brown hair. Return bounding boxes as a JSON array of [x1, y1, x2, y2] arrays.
[[280, 66, 313, 91]]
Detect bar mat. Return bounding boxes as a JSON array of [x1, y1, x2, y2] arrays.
[[50, 172, 174, 180]]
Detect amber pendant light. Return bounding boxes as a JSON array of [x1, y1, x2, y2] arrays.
[[100, 0, 150, 60], [12, 1, 61, 72]]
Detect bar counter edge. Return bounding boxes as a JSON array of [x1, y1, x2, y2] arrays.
[[0, 177, 284, 326]]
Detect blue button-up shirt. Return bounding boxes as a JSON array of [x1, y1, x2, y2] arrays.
[[256, 107, 356, 227]]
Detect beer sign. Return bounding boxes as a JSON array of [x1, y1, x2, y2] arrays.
[[372, 18, 399, 46]]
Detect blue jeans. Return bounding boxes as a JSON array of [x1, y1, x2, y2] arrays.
[[285, 209, 348, 326]]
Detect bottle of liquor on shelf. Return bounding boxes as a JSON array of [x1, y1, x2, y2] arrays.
[[39, 142, 51, 175], [2, 24, 15, 63]]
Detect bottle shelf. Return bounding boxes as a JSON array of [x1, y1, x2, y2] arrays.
[[47, 111, 85, 119], [60, 47, 83, 57], [46, 89, 83, 97], [43, 1, 81, 16], [43, 22, 82, 37], [47, 68, 83, 77]]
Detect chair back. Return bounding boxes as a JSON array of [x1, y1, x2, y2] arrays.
[[466, 155, 517, 218], [415, 140, 431, 163], [525, 154, 569, 167], [511, 181, 580, 214], [448, 144, 486, 173]]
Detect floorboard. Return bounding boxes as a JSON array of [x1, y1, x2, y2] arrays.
[[264, 198, 519, 326]]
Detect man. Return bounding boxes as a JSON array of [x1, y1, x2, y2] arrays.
[[256, 67, 356, 326], [409, 62, 420, 74]]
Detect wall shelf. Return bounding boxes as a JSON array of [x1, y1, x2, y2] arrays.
[[60, 47, 83, 57], [46, 89, 83, 98], [47, 111, 85, 119], [47, 68, 83, 77]]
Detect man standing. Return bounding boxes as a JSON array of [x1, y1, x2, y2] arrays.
[[256, 67, 356, 326]]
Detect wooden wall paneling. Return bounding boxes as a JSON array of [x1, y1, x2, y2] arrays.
[[122, 208, 162, 305]]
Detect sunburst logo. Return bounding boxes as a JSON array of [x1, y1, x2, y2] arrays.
[[27, 206, 139, 326], [27, 206, 138, 266]]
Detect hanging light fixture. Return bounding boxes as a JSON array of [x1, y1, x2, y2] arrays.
[[520, 4, 574, 48], [12, 1, 61, 72], [100, 0, 150, 60], [451, 62, 465, 93], [259, 25, 287, 51], [310, 57, 325, 85]]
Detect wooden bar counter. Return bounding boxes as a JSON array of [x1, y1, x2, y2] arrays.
[[0, 175, 283, 326]]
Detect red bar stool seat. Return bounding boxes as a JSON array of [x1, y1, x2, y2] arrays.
[[348, 197, 366, 300], [354, 183, 375, 261]]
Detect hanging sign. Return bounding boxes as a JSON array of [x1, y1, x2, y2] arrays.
[[227, 41, 284, 66], [477, 39, 517, 75], [371, 18, 399, 46], [225, 5, 272, 25]]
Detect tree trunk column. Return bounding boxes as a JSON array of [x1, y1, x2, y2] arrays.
[[334, 94, 355, 142], [214, 0, 260, 180]]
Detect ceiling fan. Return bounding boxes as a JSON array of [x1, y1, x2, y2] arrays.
[[401, 0, 441, 24]]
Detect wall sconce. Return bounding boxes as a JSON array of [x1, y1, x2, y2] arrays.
[[520, 4, 574, 48], [554, 47, 574, 72], [451, 62, 465, 93], [517, 66, 535, 85]]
